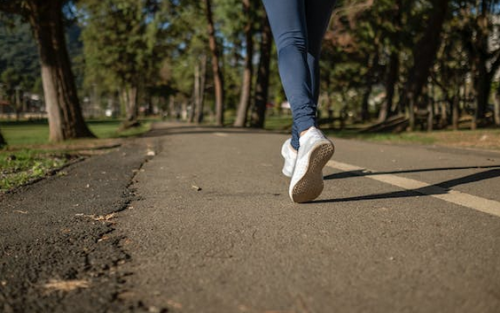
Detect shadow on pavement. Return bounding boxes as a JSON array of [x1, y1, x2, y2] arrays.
[[324, 165, 500, 180], [316, 169, 500, 204]]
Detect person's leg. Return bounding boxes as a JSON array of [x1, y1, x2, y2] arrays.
[[261, 0, 315, 151], [305, 0, 337, 104]]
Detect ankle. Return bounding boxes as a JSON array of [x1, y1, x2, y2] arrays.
[[300, 126, 316, 137]]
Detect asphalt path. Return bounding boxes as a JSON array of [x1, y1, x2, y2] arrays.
[[119, 123, 500, 313], [1, 122, 500, 313]]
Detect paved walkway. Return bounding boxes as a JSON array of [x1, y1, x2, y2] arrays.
[[118, 122, 500, 313]]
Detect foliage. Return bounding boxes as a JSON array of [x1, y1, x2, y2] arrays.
[[1, 0, 500, 130]]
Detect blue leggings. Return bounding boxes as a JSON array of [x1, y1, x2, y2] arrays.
[[262, 0, 336, 150]]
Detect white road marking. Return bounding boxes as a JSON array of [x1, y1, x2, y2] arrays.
[[213, 132, 228, 137], [327, 160, 500, 218]]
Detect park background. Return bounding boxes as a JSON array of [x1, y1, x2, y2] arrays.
[[1, 0, 500, 190]]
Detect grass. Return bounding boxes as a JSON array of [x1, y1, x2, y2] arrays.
[[0, 118, 155, 193], [324, 128, 500, 150], [264, 115, 293, 131], [1, 118, 153, 146], [0, 149, 75, 192], [261, 115, 500, 151]]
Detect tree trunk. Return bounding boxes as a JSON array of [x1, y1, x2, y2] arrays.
[[379, 51, 399, 121], [494, 87, 500, 126], [26, 0, 94, 142], [181, 97, 188, 120], [400, 0, 449, 120], [234, 0, 254, 127], [250, 12, 272, 128], [427, 99, 434, 131], [452, 94, 459, 130], [204, 0, 225, 126], [439, 101, 448, 128], [189, 62, 200, 123], [196, 55, 207, 124], [360, 85, 371, 122], [408, 97, 416, 131], [0, 127, 6, 147], [120, 85, 140, 129], [474, 59, 491, 124], [168, 95, 176, 119]]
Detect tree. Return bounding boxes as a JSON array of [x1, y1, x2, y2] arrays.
[[204, 0, 225, 126], [378, 0, 403, 122], [0, 126, 5, 147], [250, 10, 272, 128], [81, 0, 166, 129], [233, 0, 255, 127], [400, 0, 450, 130], [0, 0, 94, 142], [459, 0, 500, 129], [0, 18, 40, 92]]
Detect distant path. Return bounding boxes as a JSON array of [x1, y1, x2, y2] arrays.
[[119, 122, 500, 313]]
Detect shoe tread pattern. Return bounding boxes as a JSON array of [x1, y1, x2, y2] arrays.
[[291, 141, 334, 203]]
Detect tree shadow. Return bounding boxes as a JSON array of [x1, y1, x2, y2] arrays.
[[324, 165, 500, 180], [315, 169, 500, 204]]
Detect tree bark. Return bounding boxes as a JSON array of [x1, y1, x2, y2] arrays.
[[204, 0, 225, 126], [234, 0, 254, 127], [360, 85, 371, 122], [474, 56, 490, 124], [196, 55, 207, 124], [0, 126, 6, 147], [26, 0, 94, 142], [427, 99, 434, 131], [494, 86, 500, 126], [452, 94, 459, 130], [250, 13, 272, 128], [379, 51, 399, 121], [189, 62, 200, 123], [120, 85, 140, 129], [168, 95, 176, 119]]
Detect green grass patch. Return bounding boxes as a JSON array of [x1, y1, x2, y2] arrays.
[[264, 115, 293, 131], [0, 118, 154, 146], [0, 149, 75, 193], [0, 118, 155, 193]]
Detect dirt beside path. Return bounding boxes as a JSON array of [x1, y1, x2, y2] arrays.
[[0, 140, 154, 313]]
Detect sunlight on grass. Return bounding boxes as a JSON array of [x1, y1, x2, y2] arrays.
[[0, 119, 153, 146], [0, 118, 154, 193], [264, 115, 293, 131], [0, 149, 73, 192]]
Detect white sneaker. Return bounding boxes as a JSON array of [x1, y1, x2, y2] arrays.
[[281, 138, 297, 177], [289, 127, 335, 203]]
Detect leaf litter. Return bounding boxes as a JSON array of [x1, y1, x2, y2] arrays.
[[43, 279, 90, 292]]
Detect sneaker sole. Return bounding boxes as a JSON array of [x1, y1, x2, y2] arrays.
[[291, 141, 335, 203]]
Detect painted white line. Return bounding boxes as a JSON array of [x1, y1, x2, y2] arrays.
[[327, 160, 500, 218], [213, 132, 228, 137]]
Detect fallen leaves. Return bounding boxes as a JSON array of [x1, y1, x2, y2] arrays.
[[90, 213, 117, 222], [76, 212, 117, 224], [166, 299, 183, 309], [43, 279, 90, 292]]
